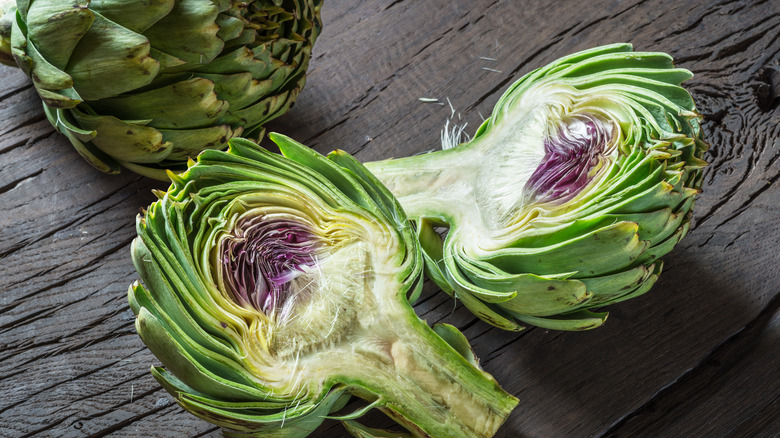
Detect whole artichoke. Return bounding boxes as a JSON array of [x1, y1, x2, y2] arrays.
[[0, 0, 321, 179], [129, 134, 517, 436], [366, 44, 708, 331]]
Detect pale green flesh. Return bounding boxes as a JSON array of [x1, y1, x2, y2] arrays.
[[290, 300, 513, 438], [366, 83, 622, 257], [228, 258, 513, 438]]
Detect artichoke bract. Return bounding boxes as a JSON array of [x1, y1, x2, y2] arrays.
[[128, 134, 517, 437], [366, 44, 708, 331], [0, 0, 321, 179]]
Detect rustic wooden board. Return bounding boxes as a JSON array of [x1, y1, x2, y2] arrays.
[[1, 0, 778, 437]]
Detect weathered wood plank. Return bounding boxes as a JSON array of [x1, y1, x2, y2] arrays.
[[603, 294, 780, 437], [0, 0, 777, 437]]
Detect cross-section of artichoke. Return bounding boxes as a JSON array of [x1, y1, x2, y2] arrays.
[[366, 43, 708, 331], [128, 134, 517, 437], [0, 0, 321, 179]]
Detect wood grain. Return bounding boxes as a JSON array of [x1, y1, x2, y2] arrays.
[[1, 0, 778, 437]]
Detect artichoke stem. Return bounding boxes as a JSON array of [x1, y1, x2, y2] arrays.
[[365, 144, 477, 221], [349, 314, 518, 437]]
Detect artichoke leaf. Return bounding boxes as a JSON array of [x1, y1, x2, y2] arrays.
[[23, 40, 73, 93], [431, 323, 481, 368], [228, 88, 298, 129], [201, 71, 289, 112], [36, 87, 82, 110], [43, 105, 121, 174], [485, 221, 649, 278], [67, 11, 161, 100], [180, 390, 348, 437], [89, 0, 174, 33], [161, 124, 235, 161], [143, 0, 222, 64], [89, 77, 229, 129], [578, 264, 652, 302], [215, 13, 244, 42], [511, 309, 609, 331], [24, 0, 92, 69], [463, 270, 593, 317], [452, 285, 524, 332], [598, 262, 662, 306], [342, 420, 414, 438], [71, 110, 174, 163]]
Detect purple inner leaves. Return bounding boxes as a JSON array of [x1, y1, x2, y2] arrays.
[[221, 215, 319, 315], [523, 116, 613, 204]]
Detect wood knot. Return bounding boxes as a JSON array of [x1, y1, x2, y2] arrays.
[[752, 64, 780, 112]]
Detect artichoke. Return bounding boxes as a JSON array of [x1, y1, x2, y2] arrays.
[[366, 44, 708, 331], [0, 0, 321, 179], [128, 134, 517, 436]]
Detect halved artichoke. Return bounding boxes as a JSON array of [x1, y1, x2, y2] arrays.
[[366, 43, 708, 331], [128, 134, 517, 436], [0, 0, 321, 179]]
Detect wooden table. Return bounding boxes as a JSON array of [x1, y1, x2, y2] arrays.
[[1, 0, 778, 436]]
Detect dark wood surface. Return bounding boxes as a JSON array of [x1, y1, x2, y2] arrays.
[[1, 0, 778, 437]]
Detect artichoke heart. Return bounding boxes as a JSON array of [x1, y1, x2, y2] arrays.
[[129, 134, 517, 437], [367, 43, 708, 331]]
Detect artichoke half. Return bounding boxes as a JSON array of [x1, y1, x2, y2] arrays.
[[366, 44, 708, 331], [129, 135, 517, 437], [0, 0, 321, 179]]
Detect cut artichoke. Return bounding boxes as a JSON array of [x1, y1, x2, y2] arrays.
[[366, 43, 708, 331], [0, 0, 321, 179], [129, 134, 517, 437]]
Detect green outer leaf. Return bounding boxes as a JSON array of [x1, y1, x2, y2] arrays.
[[89, 77, 228, 129], [71, 110, 174, 163], [142, 0, 222, 64], [229, 85, 300, 129], [431, 323, 481, 368], [24, 0, 92, 69], [578, 264, 651, 302], [24, 39, 73, 91], [161, 124, 234, 161], [44, 105, 120, 174], [67, 11, 161, 100], [133, 306, 273, 402], [485, 221, 649, 278], [466, 272, 592, 317], [88, 0, 174, 33], [511, 310, 609, 331], [452, 285, 523, 332], [414, 217, 452, 297], [342, 420, 414, 438], [177, 389, 349, 436], [604, 261, 662, 305]]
